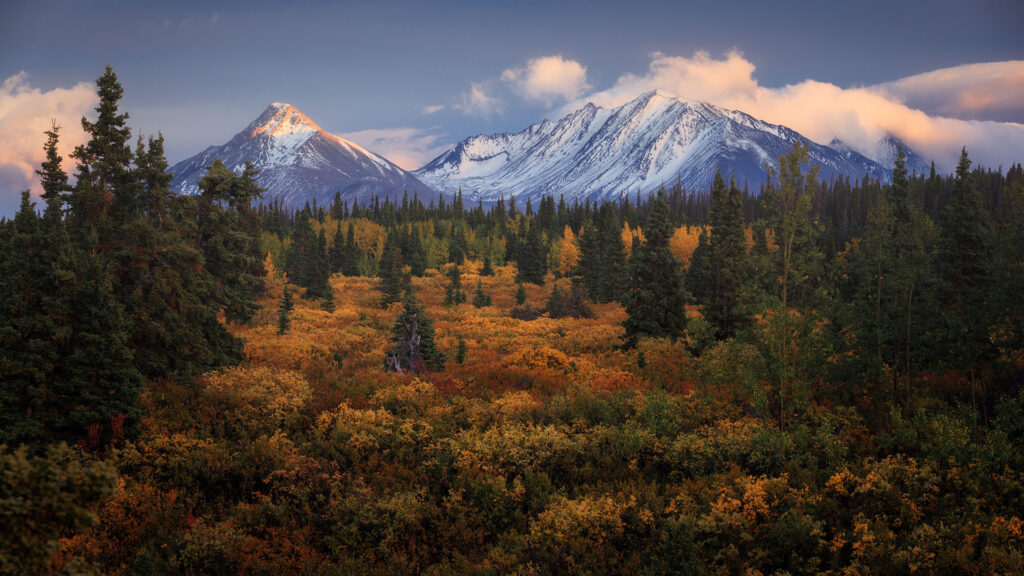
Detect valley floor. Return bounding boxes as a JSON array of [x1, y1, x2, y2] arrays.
[[64, 264, 1024, 575]]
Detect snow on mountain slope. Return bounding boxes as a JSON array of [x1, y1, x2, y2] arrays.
[[416, 90, 891, 203], [170, 103, 436, 207], [831, 136, 933, 177]]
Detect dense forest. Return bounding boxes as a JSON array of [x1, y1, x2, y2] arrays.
[[2, 68, 1023, 575]]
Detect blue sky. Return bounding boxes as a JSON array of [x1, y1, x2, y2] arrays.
[[1, 0, 1023, 214]]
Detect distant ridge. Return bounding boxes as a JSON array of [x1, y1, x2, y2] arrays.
[[416, 90, 895, 203]]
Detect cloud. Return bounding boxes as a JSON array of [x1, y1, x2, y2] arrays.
[[455, 81, 502, 117], [502, 55, 589, 105], [878, 61, 1024, 123], [0, 71, 97, 211], [567, 51, 1024, 171], [339, 127, 451, 171], [421, 104, 445, 115]]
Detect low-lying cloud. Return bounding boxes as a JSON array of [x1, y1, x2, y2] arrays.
[[0, 72, 97, 214], [565, 51, 1024, 171]]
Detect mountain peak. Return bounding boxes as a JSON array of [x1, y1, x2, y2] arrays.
[[170, 103, 437, 207], [251, 103, 323, 139]]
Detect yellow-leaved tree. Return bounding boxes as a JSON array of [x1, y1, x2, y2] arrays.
[[559, 225, 579, 276]]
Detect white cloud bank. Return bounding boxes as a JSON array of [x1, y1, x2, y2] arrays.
[[456, 54, 590, 117], [0, 72, 97, 211], [564, 51, 1024, 171], [502, 55, 589, 105]]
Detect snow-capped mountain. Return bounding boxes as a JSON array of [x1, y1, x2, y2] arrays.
[[416, 90, 890, 203], [831, 136, 933, 177], [170, 103, 435, 206]]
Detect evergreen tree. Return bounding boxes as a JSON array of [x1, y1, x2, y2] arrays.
[[196, 160, 264, 323], [686, 228, 711, 304], [937, 148, 997, 378], [515, 217, 548, 285], [342, 221, 360, 276], [285, 205, 315, 284], [277, 286, 294, 335], [838, 147, 938, 392], [544, 278, 594, 319], [384, 293, 445, 373], [471, 279, 492, 308], [448, 224, 467, 265], [481, 255, 494, 276], [762, 142, 822, 428], [329, 220, 345, 274], [403, 224, 427, 276], [455, 335, 468, 365], [122, 136, 242, 381], [61, 246, 141, 444], [303, 228, 333, 301], [515, 281, 528, 306], [0, 124, 142, 447], [994, 173, 1024, 357], [621, 191, 688, 349], [444, 264, 467, 306], [379, 229, 407, 306], [704, 173, 750, 338], [578, 205, 627, 302], [67, 66, 133, 248]]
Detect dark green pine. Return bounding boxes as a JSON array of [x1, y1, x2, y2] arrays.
[[277, 286, 294, 335], [379, 228, 407, 306], [342, 221, 360, 276], [704, 172, 750, 338], [621, 191, 688, 349], [388, 292, 445, 372], [445, 264, 467, 306], [938, 148, 997, 370]]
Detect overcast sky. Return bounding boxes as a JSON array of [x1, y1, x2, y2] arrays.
[[2, 0, 1023, 215]]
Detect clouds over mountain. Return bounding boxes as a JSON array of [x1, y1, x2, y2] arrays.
[[0, 72, 97, 213], [558, 51, 1024, 171]]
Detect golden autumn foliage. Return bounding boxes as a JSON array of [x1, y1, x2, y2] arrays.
[[57, 257, 1024, 576], [669, 224, 703, 266], [559, 225, 579, 276]]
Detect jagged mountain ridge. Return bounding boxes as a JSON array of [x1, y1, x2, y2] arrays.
[[415, 90, 894, 203], [169, 103, 436, 207]]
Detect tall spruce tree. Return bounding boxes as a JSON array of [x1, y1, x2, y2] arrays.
[[516, 217, 548, 285], [67, 66, 133, 249], [329, 220, 345, 274], [621, 191, 688, 349], [196, 160, 264, 324], [938, 148, 997, 379], [277, 286, 294, 335], [68, 68, 241, 381], [838, 148, 938, 392], [379, 228, 407, 306], [704, 173, 750, 338], [686, 228, 711, 304], [303, 228, 332, 301], [444, 264, 467, 306], [342, 221, 360, 276]]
